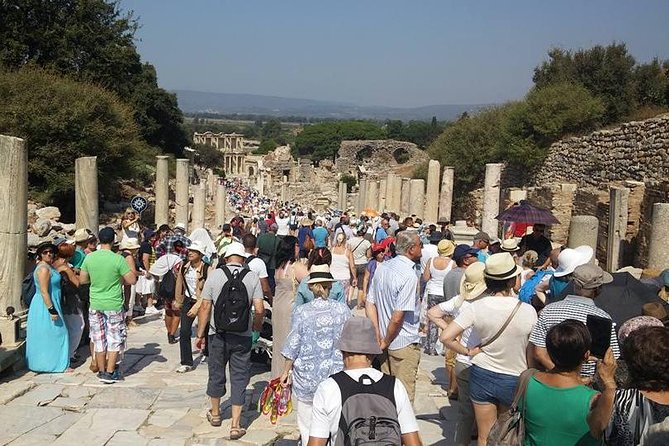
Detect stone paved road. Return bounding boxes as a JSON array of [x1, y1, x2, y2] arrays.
[[0, 314, 471, 445]]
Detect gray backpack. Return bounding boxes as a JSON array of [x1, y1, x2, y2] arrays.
[[331, 371, 402, 446]]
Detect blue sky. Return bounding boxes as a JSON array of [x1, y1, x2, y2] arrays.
[[121, 0, 669, 108]]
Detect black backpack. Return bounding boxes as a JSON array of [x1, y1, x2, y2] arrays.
[[331, 372, 402, 446], [158, 267, 177, 300], [21, 267, 36, 308], [214, 266, 251, 333]]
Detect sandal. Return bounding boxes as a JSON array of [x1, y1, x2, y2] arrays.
[[206, 410, 222, 427], [230, 427, 247, 440]]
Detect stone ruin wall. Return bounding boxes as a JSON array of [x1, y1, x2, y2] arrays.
[[335, 140, 428, 180], [497, 114, 669, 269]]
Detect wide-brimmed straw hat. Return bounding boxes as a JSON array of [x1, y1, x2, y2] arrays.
[[337, 316, 382, 355], [460, 262, 487, 300], [500, 239, 520, 252], [484, 253, 522, 280], [437, 239, 456, 257], [554, 246, 593, 278], [307, 264, 336, 284], [301, 217, 314, 226]]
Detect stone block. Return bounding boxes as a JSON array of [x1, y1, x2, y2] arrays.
[[35, 206, 61, 221]]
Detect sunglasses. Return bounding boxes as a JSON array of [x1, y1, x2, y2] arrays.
[[42, 250, 54, 255]]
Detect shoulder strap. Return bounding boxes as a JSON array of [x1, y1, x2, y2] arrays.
[[221, 265, 233, 281], [480, 300, 522, 348], [351, 239, 365, 253], [511, 368, 537, 410]]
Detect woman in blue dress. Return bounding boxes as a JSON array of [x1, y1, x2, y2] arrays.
[[280, 264, 351, 445], [26, 241, 70, 373]]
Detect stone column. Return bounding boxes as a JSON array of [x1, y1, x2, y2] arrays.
[[400, 178, 411, 215], [378, 179, 387, 212], [280, 177, 287, 202], [216, 183, 226, 229], [357, 178, 367, 214], [338, 182, 347, 210], [154, 155, 170, 227], [192, 180, 206, 229], [425, 160, 441, 223], [648, 203, 669, 271], [258, 171, 265, 196], [409, 179, 425, 218], [482, 163, 503, 237], [175, 159, 189, 230], [439, 166, 454, 223], [75, 156, 99, 234], [568, 215, 599, 255], [0, 135, 27, 316], [384, 173, 395, 213], [607, 186, 629, 271], [366, 180, 378, 210]]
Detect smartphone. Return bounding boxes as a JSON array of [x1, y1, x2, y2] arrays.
[[586, 314, 612, 359]]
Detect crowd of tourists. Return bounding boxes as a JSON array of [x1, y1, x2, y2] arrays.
[[22, 178, 669, 445]]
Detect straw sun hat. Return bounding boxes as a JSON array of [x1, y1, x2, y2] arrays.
[[307, 264, 336, 284], [484, 252, 522, 280]]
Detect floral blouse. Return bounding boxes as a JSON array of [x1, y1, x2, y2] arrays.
[[281, 297, 351, 402]]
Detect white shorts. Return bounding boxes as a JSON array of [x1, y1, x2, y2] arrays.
[[136, 274, 155, 295]]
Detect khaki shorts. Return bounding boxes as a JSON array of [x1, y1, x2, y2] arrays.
[[379, 343, 421, 403]]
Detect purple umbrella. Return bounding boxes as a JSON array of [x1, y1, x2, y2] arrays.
[[495, 200, 560, 225]]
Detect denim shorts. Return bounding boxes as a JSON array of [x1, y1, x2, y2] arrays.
[[469, 364, 519, 406]]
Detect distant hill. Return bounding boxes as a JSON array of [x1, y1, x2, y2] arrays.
[[174, 90, 488, 121]]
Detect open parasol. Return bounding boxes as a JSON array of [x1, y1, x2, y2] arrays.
[[362, 208, 379, 218], [495, 200, 560, 225]]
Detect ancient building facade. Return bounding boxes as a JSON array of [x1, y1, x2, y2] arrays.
[[193, 131, 248, 176]]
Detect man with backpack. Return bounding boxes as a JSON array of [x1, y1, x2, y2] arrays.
[[173, 241, 210, 373], [309, 317, 422, 446], [196, 242, 264, 440]]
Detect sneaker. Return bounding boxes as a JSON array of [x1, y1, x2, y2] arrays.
[[199, 356, 207, 364], [98, 371, 115, 384], [168, 334, 179, 344], [145, 305, 160, 315], [176, 365, 193, 373], [110, 368, 123, 382]]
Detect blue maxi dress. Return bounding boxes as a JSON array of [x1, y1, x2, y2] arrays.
[[26, 264, 69, 373]]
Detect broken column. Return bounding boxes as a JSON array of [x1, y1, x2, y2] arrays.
[[425, 160, 441, 223], [216, 182, 226, 229], [648, 203, 669, 271], [0, 135, 27, 317], [378, 179, 387, 212], [388, 174, 402, 214], [568, 215, 599, 256], [192, 180, 206, 229], [75, 156, 99, 234], [175, 159, 189, 231], [607, 186, 630, 271], [482, 163, 503, 237], [409, 179, 425, 218], [357, 178, 367, 214], [400, 178, 411, 215], [366, 180, 378, 210], [439, 166, 454, 223], [154, 155, 170, 227]]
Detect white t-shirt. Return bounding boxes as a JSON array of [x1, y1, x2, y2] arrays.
[[454, 294, 537, 376], [247, 257, 268, 279], [184, 265, 198, 298], [437, 296, 482, 366], [310, 368, 419, 443], [347, 237, 372, 265], [275, 217, 290, 236]]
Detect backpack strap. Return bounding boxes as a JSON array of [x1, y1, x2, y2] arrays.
[[221, 265, 233, 281]]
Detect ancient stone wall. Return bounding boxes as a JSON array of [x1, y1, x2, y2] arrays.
[[536, 114, 669, 187], [335, 140, 428, 179]]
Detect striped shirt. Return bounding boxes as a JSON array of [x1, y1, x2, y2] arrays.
[[367, 255, 420, 350], [529, 295, 620, 377]]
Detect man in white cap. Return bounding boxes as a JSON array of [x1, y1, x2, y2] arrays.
[[529, 263, 620, 378], [535, 245, 593, 305], [308, 316, 421, 446], [196, 242, 264, 440]]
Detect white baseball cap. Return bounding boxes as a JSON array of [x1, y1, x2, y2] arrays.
[[223, 242, 248, 259]]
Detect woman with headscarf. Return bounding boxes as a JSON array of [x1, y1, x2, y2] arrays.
[[422, 239, 456, 355], [280, 264, 351, 445], [428, 262, 487, 446], [26, 241, 70, 372]]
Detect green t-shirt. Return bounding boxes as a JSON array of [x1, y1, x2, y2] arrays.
[[81, 249, 131, 311]]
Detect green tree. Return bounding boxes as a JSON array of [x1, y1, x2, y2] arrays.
[[294, 121, 386, 163], [0, 0, 188, 154], [340, 174, 357, 192], [0, 68, 154, 210], [193, 143, 224, 171], [262, 119, 282, 139], [632, 58, 669, 107], [254, 138, 278, 155]]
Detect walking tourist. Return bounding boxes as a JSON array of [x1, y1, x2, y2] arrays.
[[294, 248, 346, 307], [157, 223, 191, 260], [523, 320, 617, 445], [120, 208, 140, 242], [366, 231, 423, 403], [53, 238, 84, 363], [529, 263, 620, 378], [174, 241, 210, 373], [297, 217, 315, 258], [196, 242, 264, 440], [440, 252, 537, 445], [312, 218, 329, 248], [137, 228, 158, 314], [347, 226, 372, 306], [280, 264, 351, 445], [242, 233, 273, 304], [535, 245, 593, 304], [150, 248, 185, 344], [422, 239, 455, 355], [257, 223, 281, 291], [428, 262, 487, 446], [330, 232, 357, 302], [119, 237, 140, 324], [308, 316, 421, 446], [26, 241, 70, 373], [79, 227, 137, 383]]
